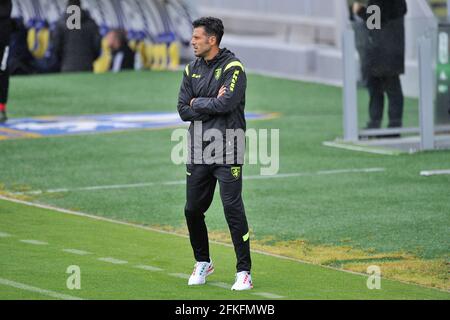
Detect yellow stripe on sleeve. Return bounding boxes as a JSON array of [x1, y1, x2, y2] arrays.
[[224, 61, 245, 73]]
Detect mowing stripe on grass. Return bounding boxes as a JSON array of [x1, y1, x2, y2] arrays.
[[134, 265, 164, 272], [19, 239, 48, 246], [97, 257, 128, 265], [4, 194, 447, 295], [0, 277, 83, 300], [62, 249, 92, 255], [2, 196, 448, 298], [11, 167, 386, 195], [0, 232, 11, 238], [3, 217, 282, 299], [0, 195, 372, 277]]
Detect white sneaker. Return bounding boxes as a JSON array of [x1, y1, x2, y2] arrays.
[[231, 271, 253, 291], [188, 260, 214, 286]]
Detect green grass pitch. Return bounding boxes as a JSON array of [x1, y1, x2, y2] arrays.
[[0, 71, 449, 299], [0, 198, 448, 300]]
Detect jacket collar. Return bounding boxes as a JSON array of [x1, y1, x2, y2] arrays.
[[202, 48, 229, 67]]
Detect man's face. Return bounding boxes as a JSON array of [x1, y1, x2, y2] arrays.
[[191, 27, 214, 58], [106, 32, 120, 51]]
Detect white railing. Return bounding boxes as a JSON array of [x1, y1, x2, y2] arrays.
[[192, 0, 347, 47], [193, 0, 335, 18]]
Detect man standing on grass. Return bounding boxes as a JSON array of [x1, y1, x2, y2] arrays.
[[353, 0, 407, 132], [177, 17, 252, 291], [0, 0, 12, 123]]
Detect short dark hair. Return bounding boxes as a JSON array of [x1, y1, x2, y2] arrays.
[[192, 17, 224, 46]]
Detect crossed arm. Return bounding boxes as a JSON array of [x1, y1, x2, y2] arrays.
[[189, 85, 227, 109], [177, 66, 246, 122], [177, 71, 211, 122]]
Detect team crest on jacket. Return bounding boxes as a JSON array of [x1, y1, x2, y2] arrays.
[[231, 167, 241, 179], [214, 68, 222, 80]]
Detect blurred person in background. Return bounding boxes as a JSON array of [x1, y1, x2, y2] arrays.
[[51, 0, 101, 72], [353, 0, 407, 132], [9, 18, 37, 75], [106, 29, 135, 72], [0, 0, 12, 123], [348, 0, 369, 86]]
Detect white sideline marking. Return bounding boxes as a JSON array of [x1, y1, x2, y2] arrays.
[[248, 168, 386, 180], [62, 249, 92, 256], [5, 195, 447, 294], [159, 273, 284, 299], [317, 168, 384, 175], [323, 141, 400, 156], [209, 282, 231, 289], [12, 167, 386, 195], [134, 265, 163, 272], [97, 257, 128, 265], [420, 169, 450, 176], [0, 232, 11, 238], [0, 195, 368, 278], [168, 273, 190, 280], [20, 239, 48, 246], [252, 292, 284, 299], [0, 277, 83, 300]]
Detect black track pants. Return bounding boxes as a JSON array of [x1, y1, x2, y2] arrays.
[[367, 75, 404, 128], [184, 164, 251, 272], [0, 25, 10, 105]]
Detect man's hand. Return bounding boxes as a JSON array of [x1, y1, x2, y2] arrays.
[[352, 2, 363, 14], [189, 86, 226, 107], [217, 85, 227, 98]]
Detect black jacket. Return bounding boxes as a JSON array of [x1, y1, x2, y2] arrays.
[[9, 18, 36, 75], [177, 48, 247, 164], [357, 0, 407, 77], [51, 10, 101, 72], [0, 0, 12, 46], [0, 0, 11, 20], [111, 44, 135, 71]]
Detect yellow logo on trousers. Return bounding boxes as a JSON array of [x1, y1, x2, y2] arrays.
[[231, 167, 241, 179]]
